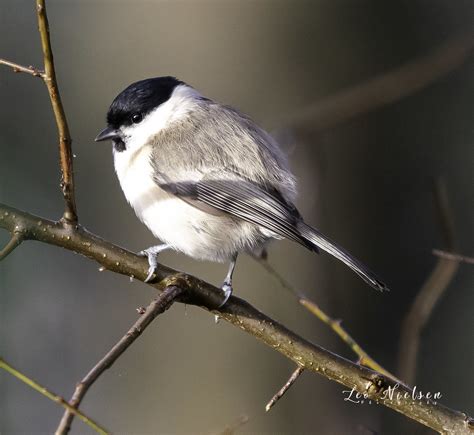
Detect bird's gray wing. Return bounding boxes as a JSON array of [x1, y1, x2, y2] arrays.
[[156, 176, 389, 291], [156, 177, 316, 251]]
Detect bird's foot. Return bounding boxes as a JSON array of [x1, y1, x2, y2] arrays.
[[218, 281, 233, 308], [138, 244, 170, 283]]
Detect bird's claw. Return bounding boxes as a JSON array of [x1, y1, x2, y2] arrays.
[[138, 248, 159, 283], [138, 244, 170, 283], [218, 281, 233, 308]]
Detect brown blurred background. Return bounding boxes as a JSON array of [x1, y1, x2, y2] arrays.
[[0, 1, 472, 434]]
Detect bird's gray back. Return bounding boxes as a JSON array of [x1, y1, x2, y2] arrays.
[[150, 99, 297, 203]]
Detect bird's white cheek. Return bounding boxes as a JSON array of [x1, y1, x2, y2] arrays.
[[120, 85, 201, 151]]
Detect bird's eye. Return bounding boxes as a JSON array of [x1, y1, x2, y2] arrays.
[[131, 113, 143, 124]]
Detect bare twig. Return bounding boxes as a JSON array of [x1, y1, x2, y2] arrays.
[[286, 32, 474, 134], [265, 366, 304, 412], [56, 285, 184, 435], [0, 203, 472, 434], [299, 297, 398, 380], [0, 0, 77, 224], [35, 0, 77, 223], [216, 414, 250, 435], [0, 233, 23, 260], [0, 59, 44, 77], [432, 249, 474, 265], [398, 180, 459, 385], [1, 2, 78, 223], [257, 258, 398, 381], [0, 357, 108, 435]]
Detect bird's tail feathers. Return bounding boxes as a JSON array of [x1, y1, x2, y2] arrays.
[[297, 222, 388, 292]]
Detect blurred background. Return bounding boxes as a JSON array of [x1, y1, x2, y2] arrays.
[[1, 1, 472, 434]]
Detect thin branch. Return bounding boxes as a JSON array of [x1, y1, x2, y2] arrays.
[[35, 0, 77, 223], [0, 203, 472, 434], [0, 357, 108, 435], [216, 414, 250, 435], [432, 249, 474, 265], [0, 233, 23, 260], [1, 2, 78, 223], [256, 258, 398, 381], [398, 180, 459, 385], [299, 297, 398, 380], [286, 32, 474, 134], [56, 285, 184, 435], [265, 366, 304, 412], [0, 59, 44, 77]]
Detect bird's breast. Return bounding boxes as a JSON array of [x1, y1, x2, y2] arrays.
[[113, 145, 257, 261]]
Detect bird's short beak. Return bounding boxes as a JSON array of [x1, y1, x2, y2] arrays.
[[95, 127, 120, 142]]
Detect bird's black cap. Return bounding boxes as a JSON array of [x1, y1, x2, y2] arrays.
[[106, 76, 184, 128]]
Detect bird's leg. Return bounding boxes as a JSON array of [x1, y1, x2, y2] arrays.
[[138, 244, 170, 282], [219, 253, 238, 308]]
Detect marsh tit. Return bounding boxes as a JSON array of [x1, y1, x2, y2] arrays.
[[96, 76, 387, 305]]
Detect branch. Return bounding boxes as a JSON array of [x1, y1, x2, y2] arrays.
[[265, 366, 304, 412], [0, 202, 472, 434], [36, 0, 77, 223], [257, 258, 397, 380], [398, 180, 459, 385], [56, 285, 184, 435], [0, 232, 23, 260], [216, 415, 249, 435], [286, 32, 474, 134], [432, 249, 474, 265], [0, 357, 108, 434], [0, 59, 44, 77], [0, 2, 78, 222]]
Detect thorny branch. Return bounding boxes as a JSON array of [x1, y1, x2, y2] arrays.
[[257, 258, 398, 381], [0, 203, 472, 434], [398, 180, 459, 385], [0, 357, 108, 434], [56, 286, 184, 435]]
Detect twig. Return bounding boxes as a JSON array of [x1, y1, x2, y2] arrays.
[[432, 249, 474, 265], [0, 203, 472, 434], [35, 0, 77, 223], [216, 414, 250, 435], [0, 2, 78, 223], [0, 357, 108, 435], [0, 233, 23, 260], [0, 59, 44, 77], [265, 366, 304, 412], [398, 180, 459, 385], [56, 285, 184, 435], [299, 297, 398, 380], [286, 32, 474, 134], [256, 258, 397, 381]]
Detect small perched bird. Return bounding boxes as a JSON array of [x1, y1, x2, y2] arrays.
[[96, 76, 387, 305]]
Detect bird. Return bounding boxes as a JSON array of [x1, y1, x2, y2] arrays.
[[95, 76, 387, 306]]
